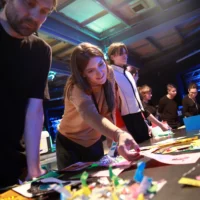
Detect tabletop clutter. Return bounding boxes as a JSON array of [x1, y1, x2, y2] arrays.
[[2, 134, 200, 200], [13, 159, 167, 200]]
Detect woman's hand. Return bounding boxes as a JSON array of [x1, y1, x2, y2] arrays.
[[117, 132, 140, 161]]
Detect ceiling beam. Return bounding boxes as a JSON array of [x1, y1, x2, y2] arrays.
[[102, 0, 200, 45], [40, 15, 102, 47], [146, 36, 163, 52], [53, 46, 73, 57], [50, 11, 100, 40], [81, 10, 108, 26], [48, 40, 61, 47], [143, 34, 200, 70], [114, 0, 134, 9], [95, 0, 130, 26], [57, 0, 76, 10], [174, 26, 185, 41]]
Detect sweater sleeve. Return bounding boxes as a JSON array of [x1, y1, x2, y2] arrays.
[[69, 85, 121, 142]]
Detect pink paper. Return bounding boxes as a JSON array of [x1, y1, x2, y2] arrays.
[[140, 151, 200, 165], [61, 162, 93, 172]]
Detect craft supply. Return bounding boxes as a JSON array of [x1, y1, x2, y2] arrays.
[[134, 162, 146, 183]]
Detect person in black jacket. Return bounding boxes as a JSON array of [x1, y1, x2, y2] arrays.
[[182, 82, 200, 117], [158, 84, 179, 129]]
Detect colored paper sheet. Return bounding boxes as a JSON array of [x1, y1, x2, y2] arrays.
[[0, 189, 30, 200], [60, 162, 94, 172], [140, 151, 200, 165], [179, 163, 200, 187]]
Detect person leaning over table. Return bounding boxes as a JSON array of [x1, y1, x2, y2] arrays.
[[107, 42, 170, 144], [182, 82, 200, 117], [56, 42, 140, 170], [0, 0, 57, 188]]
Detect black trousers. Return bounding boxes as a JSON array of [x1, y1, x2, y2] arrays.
[[122, 112, 150, 144], [56, 133, 104, 170]]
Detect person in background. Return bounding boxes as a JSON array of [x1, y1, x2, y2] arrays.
[[127, 65, 139, 83], [182, 82, 200, 117], [56, 43, 140, 170], [107, 42, 169, 143], [0, 0, 57, 187], [138, 85, 157, 117], [158, 84, 179, 129]]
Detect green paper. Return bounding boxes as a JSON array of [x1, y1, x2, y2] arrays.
[[148, 183, 158, 193], [81, 171, 89, 187], [31, 171, 62, 183], [109, 165, 114, 179], [88, 163, 99, 169], [112, 175, 120, 187]]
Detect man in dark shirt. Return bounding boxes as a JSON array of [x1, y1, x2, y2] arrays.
[[158, 84, 179, 129], [0, 0, 57, 187], [182, 82, 200, 117]]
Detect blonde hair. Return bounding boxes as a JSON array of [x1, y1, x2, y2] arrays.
[[64, 42, 115, 112], [138, 85, 152, 100], [107, 42, 128, 65]]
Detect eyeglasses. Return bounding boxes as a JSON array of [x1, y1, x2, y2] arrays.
[[189, 92, 198, 94]]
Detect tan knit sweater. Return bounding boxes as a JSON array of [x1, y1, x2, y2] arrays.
[[58, 69, 119, 147]]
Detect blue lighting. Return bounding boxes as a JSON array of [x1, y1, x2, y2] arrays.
[[48, 71, 57, 81]]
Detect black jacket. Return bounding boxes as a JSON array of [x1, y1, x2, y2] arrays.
[[182, 95, 200, 117]]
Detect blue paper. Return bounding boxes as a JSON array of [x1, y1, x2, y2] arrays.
[[133, 162, 146, 183], [183, 115, 200, 132]]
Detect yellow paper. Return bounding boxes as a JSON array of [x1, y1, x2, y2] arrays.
[[178, 177, 200, 187]]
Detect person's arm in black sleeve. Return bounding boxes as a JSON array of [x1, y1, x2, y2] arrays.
[[158, 98, 165, 120], [142, 110, 150, 119], [182, 97, 191, 117]]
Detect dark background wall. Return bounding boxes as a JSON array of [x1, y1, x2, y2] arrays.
[[137, 52, 200, 106]]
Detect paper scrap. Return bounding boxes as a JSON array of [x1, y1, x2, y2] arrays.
[[140, 151, 200, 165], [91, 167, 127, 177]]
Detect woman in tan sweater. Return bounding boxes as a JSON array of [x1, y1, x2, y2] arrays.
[[56, 43, 140, 170]]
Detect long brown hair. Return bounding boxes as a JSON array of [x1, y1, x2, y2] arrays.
[[64, 42, 115, 112]]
